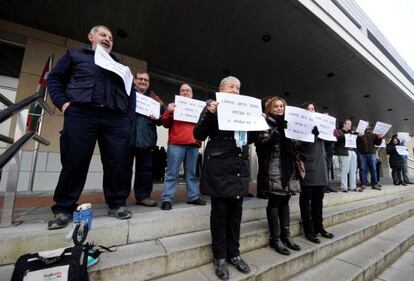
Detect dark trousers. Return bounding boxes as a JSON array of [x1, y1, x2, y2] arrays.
[[392, 168, 403, 185], [52, 106, 131, 214], [266, 194, 291, 238], [256, 153, 267, 197], [131, 147, 153, 201], [210, 196, 243, 259], [299, 185, 324, 235]]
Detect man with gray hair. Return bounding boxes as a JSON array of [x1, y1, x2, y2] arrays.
[[194, 76, 251, 280], [47, 25, 135, 230]]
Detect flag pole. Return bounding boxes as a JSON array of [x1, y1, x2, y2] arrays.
[[28, 54, 54, 192]]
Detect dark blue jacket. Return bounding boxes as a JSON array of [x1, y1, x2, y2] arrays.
[[47, 48, 135, 115]]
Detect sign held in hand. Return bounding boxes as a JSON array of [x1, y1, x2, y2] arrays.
[[174, 95, 206, 123], [215, 92, 268, 131]]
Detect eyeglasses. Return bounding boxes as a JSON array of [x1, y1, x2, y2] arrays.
[[136, 77, 149, 82]]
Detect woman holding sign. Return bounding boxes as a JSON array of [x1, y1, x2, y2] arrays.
[[297, 102, 334, 244], [386, 135, 407, 186], [255, 97, 301, 255], [194, 76, 251, 280]]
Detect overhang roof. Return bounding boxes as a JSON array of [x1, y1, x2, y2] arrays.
[[1, 0, 413, 133]]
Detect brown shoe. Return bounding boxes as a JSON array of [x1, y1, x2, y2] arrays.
[[137, 198, 157, 207]]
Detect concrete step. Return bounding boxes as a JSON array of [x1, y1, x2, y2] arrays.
[[0, 186, 411, 267], [151, 199, 414, 281], [375, 245, 414, 281], [287, 216, 414, 281]]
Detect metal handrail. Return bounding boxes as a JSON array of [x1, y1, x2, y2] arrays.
[[0, 93, 13, 106], [0, 131, 35, 170], [0, 92, 52, 227], [0, 134, 14, 144], [0, 93, 41, 123]]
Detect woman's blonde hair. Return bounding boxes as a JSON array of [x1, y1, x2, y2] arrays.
[[264, 96, 287, 116]]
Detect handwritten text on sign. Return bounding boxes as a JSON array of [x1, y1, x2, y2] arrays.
[[94, 44, 133, 96], [135, 93, 160, 119], [173, 95, 206, 123], [396, 145, 409, 156], [284, 106, 315, 142], [355, 120, 369, 134], [372, 121, 392, 136], [312, 113, 337, 142], [345, 134, 357, 148], [216, 92, 268, 131], [397, 132, 409, 143]]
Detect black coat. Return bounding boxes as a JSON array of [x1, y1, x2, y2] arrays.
[[255, 116, 299, 195], [194, 107, 250, 198], [296, 138, 329, 186], [334, 129, 357, 156], [386, 144, 404, 169]]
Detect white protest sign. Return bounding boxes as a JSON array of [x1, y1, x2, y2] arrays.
[[284, 106, 315, 142], [397, 132, 409, 143], [375, 139, 386, 148], [94, 44, 133, 96], [173, 95, 206, 123], [396, 145, 409, 156], [312, 113, 337, 141], [372, 121, 392, 136], [135, 93, 160, 119], [215, 92, 268, 131], [355, 120, 369, 134], [345, 134, 357, 148]]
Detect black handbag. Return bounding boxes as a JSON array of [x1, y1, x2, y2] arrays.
[[11, 244, 94, 281]]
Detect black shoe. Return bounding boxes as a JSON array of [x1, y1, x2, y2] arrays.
[[318, 229, 334, 239], [281, 236, 301, 251], [213, 258, 229, 280], [305, 234, 321, 244], [372, 185, 382, 190], [187, 198, 206, 205], [108, 206, 132, 219], [326, 186, 337, 193], [323, 187, 331, 193], [246, 192, 255, 198], [48, 212, 72, 230], [342, 189, 348, 193], [228, 256, 251, 274], [401, 183, 408, 186], [161, 201, 172, 210], [359, 185, 367, 189], [269, 237, 291, 255], [378, 183, 383, 187]]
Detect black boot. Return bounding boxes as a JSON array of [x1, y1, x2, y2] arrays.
[[269, 237, 290, 255], [267, 206, 290, 255], [281, 226, 301, 251], [279, 200, 301, 251]]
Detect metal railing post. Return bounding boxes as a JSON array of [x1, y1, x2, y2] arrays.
[[0, 109, 28, 227]]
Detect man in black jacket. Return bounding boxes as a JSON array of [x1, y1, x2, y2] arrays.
[[47, 25, 135, 230]]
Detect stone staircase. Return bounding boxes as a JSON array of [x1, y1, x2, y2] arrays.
[[1, 185, 414, 281]]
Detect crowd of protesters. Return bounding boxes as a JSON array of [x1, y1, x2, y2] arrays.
[[45, 24, 413, 280]]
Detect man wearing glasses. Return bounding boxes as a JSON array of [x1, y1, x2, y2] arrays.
[[130, 72, 165, 207]]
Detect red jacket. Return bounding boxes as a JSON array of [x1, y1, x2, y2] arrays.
[[162, 110, 202, 147]]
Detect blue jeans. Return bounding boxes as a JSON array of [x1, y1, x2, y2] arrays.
[[161, 144, 200, 203], [359, 154, 378, 186]]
